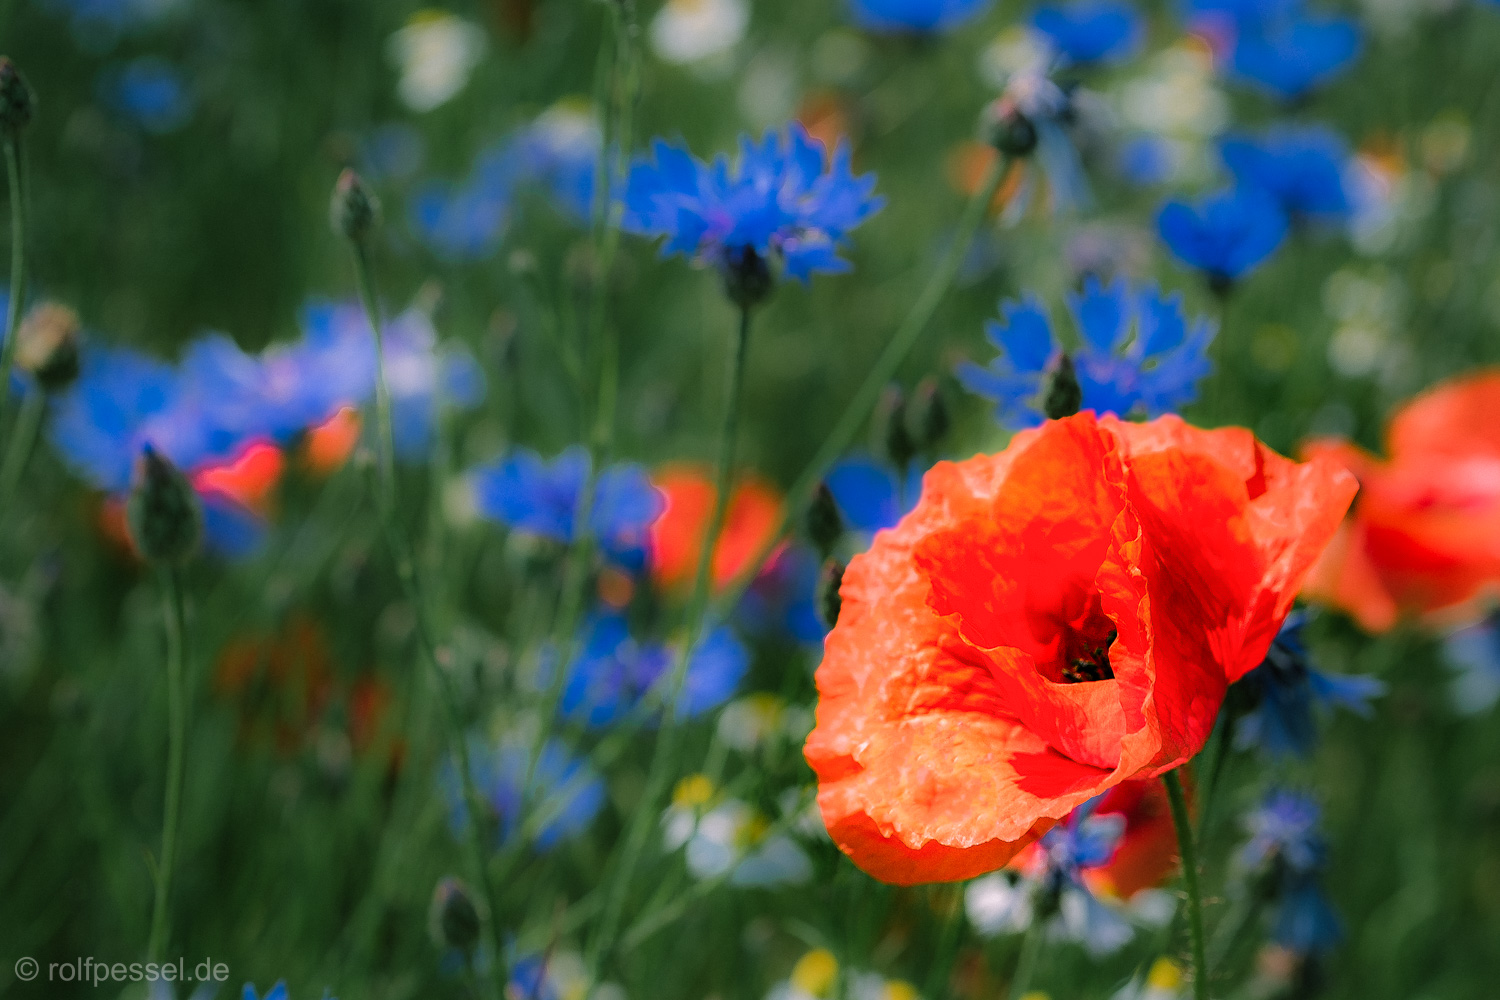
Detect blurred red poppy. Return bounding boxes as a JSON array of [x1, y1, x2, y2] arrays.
[[1302, 371, 1500, 633], [649, 464, 782, 591], [805, 413, 1355, 884], [1085, 777, 1183, 899]]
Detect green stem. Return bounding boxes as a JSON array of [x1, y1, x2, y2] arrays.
[[146, 566, 188, 963], [1165, 768, 1209, 1000], [922, 888, 964, 1000], [586, 301, 755, 980], [347, 244, 505, 1000], [0, 385, 42, 512], [1193, 711, 1230, 841], [514, 0, 640, 830], [709, 153, 1011, 620], [1006, 919, 1043, 1000], [1, 135, 26, 417]]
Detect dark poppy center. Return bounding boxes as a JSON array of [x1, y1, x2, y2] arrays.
[[1060, 626, 1117, 684]]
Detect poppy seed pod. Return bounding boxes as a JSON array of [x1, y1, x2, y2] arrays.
[[0, 58, 35, 135], [428, 877, 482, 954], [1041, 352, 1082, 420], [15, 302, 82, 393], [126, 446, 203, 566], [330, 169, 380, 244]]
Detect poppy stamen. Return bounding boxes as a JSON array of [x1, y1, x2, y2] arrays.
[[1062, 628, 1117, 683]]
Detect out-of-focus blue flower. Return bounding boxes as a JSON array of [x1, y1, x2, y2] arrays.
[[1029, 0, 1143, 65], [470, 447, 664, 560], [242, 985, 290, 1000], [846, 0, 994, 32], [623, 123, 883, 283], [1116, 134, 1176, 187], [737, 545, 827, 645], [410, 174, 513, 262], [41, 0, 183, 34], [1239, 790, 1342, 954], [1272, 874, 1343, 952], [825, 455, 922, 534], [968, 795, 1134, 955], [1220, 125, 1352, 221], [446, 738, 605, 851], [513, 104, 603, 222], [1443, 613, 1500, 714], [1157, 186, 1288, 287], [959, 278, 1215, 428], [1239, 789, 1325, 874], [1234, 613, 1385, 758], [291, 301, 485, 457], [988, 68, 1094, 213], [103, 58, 193, 134], [362, 122, 427, 183], [561, 614, 748, 727], [1230, 16, 1361, 100]]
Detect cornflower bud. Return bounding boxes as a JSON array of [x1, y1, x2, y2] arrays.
[[428, 877, 483, 954], [1041, 352, 1082, 420], [879, 384, 915, 471], [982, 97, 1037, 158], [126, 446, 203, 566], [330, 169, 380, 244], [0, 58, 35, 135], [806, 483, 844, 559], [908, 376, 949, 455], [818, 558, 845, 629], [15, 302, 81, 393]]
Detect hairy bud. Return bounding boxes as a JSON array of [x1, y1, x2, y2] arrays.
[[330, 169, 380, 244], [879, 384, 914, 471], [1041, 352, 1083, 420], [818, 558, 845, 630], [126, 446, 203, 566], [908, 376, 950, 455], [15, 302, 81, 393], [806, 483, 844, 559], [428, 877, 482, 954], [0, 58, 35, 135]]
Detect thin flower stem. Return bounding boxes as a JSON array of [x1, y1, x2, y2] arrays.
[[1193, 711, 1230, 841], [922, 887, 965, 1000], [145, 566, 188, 963], [0, 386, 42, 512], [708, 153, 1012, 620], [1, 136, 26, 417], [1006, 918, 1044, 1000], [586, 301, 755, 981], [515, 0, 640, 831], [1164, 768, 1209, 1000], [347, 244, 505, 1000]]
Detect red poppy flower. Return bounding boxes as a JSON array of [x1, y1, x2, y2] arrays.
[[649, 465, 782, 591], [1302, 371, 1500, 632], [194, 440, 285, 513], [804, 412, 1355, 885]]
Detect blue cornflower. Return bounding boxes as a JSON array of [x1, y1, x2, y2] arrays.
[[986, 67, 1093, 212], [736, 544, 827, 645], [469, 447, 664, 561], [410, 140, 518, 261], [512, 105, 604, 222], [1239, 789, 1326, 874], [447, 738, 605, 851], [1239, 790, 1343, 953], [1220, 125, 1353, 221], [1443, 613, 1500, 714], [967, 795, 1134, 955], [242, 985, 290, 1000], [289, 301, 486, 457], [846, 0, 994, 32], [824, 454, 923, 534], [361, 122, 427, 183], [1029, 0, 1143, 65], [622, 123, 883, 287], [1234, 613, 1385, 758], [1230, 16, 1361, 100], [561, 614, 748, 727], [958, 278, 1215, 429], [1156, 185, 1288, 289], [103, 58, 193, 134]]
